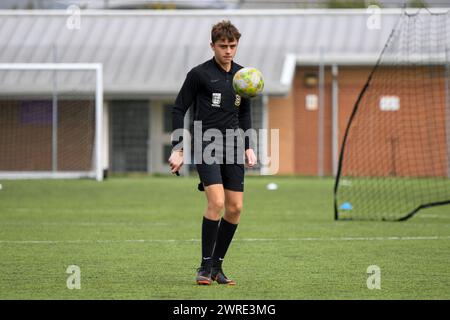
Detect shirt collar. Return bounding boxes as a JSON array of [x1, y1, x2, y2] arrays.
[[212, 57, 235, 74]]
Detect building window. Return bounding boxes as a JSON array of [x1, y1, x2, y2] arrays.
[[110, 100, 149, 172], [379, 96, 400, 111]]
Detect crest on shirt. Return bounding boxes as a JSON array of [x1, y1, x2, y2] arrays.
[[234, 94, 241, 107], [212, 93, 221, 108]]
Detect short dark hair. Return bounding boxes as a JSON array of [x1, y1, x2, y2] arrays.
[[211, 20, 241, 43]]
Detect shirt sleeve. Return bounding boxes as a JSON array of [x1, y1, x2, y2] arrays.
[[238, 97, 253, 150], [171, 69, 199, 148]]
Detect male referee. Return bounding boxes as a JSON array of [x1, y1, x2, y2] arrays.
[[168, 20, 257, 285]]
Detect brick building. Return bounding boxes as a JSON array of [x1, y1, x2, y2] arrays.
[[0, 9, 448, 177]]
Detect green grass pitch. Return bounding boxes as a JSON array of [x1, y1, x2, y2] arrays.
[[0, 176, 449, 299]]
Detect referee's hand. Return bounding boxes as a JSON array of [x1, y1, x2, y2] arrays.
[[245, 149, 257, 168], [168, 150, 184, 174]]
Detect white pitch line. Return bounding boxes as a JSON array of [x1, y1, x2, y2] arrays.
[[0, 239, 200, 244], [0, 236, 449, 245], [417, 215, 450, 219], [0, 221, 169, 226], [242, 236, 450, 241]]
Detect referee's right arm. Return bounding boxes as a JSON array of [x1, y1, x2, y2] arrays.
[[169, 69, 199, 173], [171, 69, 199, 149]]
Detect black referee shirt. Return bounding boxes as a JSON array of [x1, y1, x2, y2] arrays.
[[172, 57, 252, 150]]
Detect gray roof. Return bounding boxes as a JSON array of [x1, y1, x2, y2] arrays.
[[0, 9, 445, 96]]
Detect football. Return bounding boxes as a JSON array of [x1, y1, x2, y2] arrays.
[[233, 67, 264, 98]]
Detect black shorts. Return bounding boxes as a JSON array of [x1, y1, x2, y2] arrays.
[[195, 138, 245, 192], [196, 162, 244, 192]]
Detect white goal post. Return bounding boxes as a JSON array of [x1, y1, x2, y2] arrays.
[[0, 63, 104, 181]]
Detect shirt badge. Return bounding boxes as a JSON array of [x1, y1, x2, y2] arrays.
[[212, 93, 221, 107], [235, 94, 241, 107]]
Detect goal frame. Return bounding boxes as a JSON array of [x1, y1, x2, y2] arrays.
[[0, 63, 104, 181]]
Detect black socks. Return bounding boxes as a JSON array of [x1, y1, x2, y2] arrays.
[[212, 218, 238, 268], [201, 216, 220, 267]]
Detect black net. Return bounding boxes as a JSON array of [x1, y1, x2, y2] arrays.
[[335, 10, 450, 221]]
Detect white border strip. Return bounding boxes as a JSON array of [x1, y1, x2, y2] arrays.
[[296, 54, 450, 66], [280, 53, 297, 87]]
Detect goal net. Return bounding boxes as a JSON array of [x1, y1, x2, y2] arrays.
[[0, 63, 104, 181], [335, 10, 450, 221]]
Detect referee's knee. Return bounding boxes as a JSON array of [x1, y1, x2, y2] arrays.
[[226, 202, 242, 216], [207, 199, 225, 214]]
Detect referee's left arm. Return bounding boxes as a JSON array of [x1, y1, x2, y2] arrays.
[[238, 97, 252, 150], [238, 98, 257, 167]]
